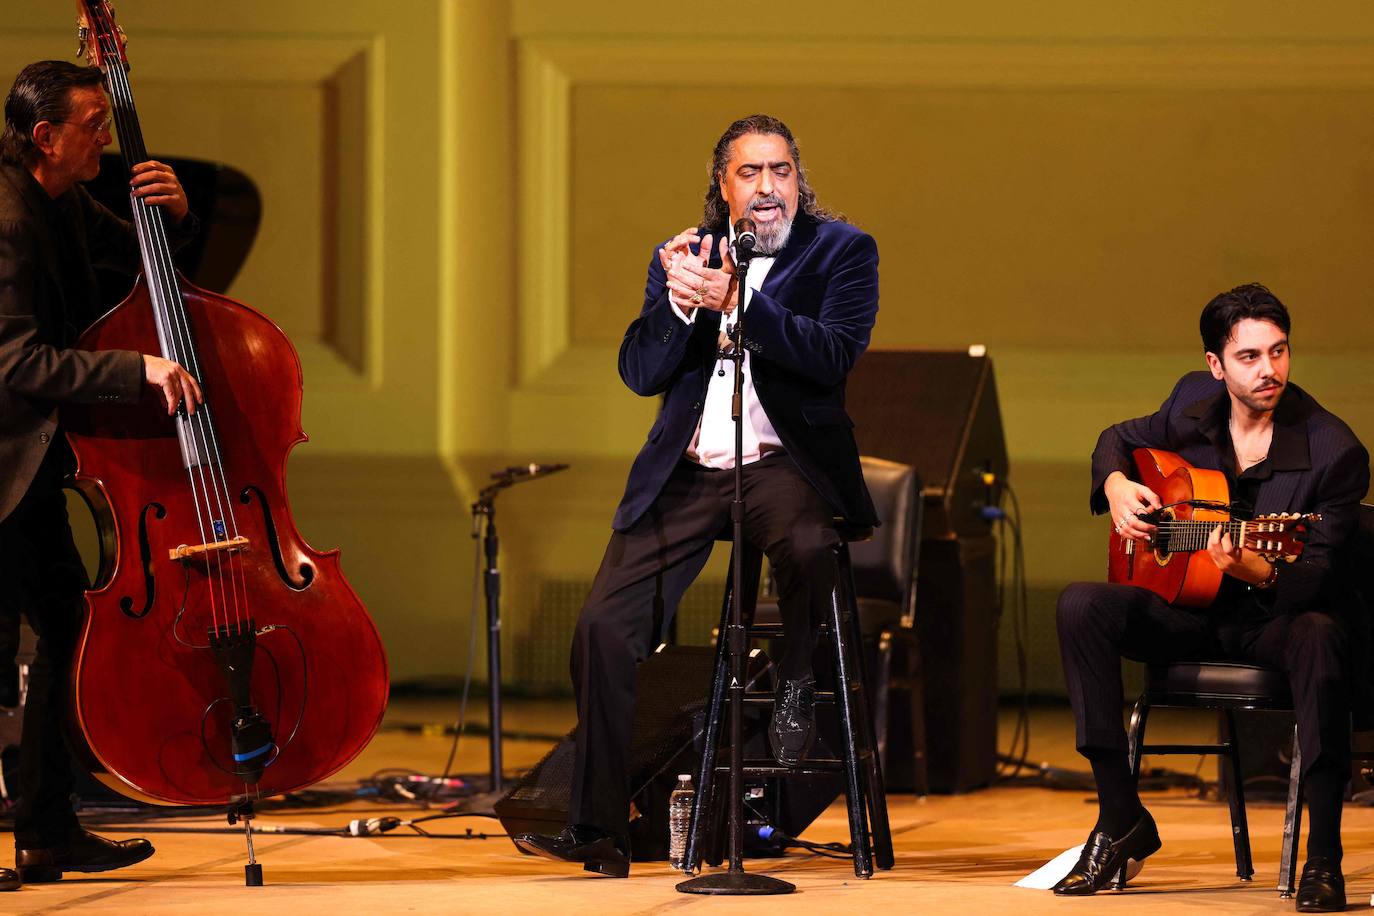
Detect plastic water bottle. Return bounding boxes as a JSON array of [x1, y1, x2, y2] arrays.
[[668, 773, 694, 870]]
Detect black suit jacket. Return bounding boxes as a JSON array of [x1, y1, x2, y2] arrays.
[[0, 164, 193, 523], [1090, 370, 1370, 618], [612, 213, 879, 531]]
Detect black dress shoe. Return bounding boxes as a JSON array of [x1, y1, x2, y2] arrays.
[[1296, 857, 1346, 912], [511, 825, 630, 878], [0, 868, 18, 892], [769, 674, 817, 767], [1052, 809, 1161, 896], [17, 829, 155, 883]]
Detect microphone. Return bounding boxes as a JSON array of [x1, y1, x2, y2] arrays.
[[733, 217, 757, 254], [494, 462, 569, 480]]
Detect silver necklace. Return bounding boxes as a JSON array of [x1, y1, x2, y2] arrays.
[[1229, 416, 1270, 464]]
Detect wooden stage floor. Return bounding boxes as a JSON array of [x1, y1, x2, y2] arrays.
[[5, 701, 1372, 914]]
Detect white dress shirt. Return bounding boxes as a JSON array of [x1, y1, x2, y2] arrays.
[[668, 232, 783, 469]]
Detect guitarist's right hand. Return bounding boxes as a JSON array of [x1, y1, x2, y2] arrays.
[[1104, 471, 1161, 542]]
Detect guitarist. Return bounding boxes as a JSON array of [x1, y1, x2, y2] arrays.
[[1053, 283, 1369, 911]]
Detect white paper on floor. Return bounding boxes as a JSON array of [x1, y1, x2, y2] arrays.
[[1015, 845, 1143, 890]]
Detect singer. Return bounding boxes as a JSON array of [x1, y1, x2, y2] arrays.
[[513, 114, 880, 877]]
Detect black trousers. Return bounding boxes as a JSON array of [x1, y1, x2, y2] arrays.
[[569, 456, 839, 837], [0, 451, 85, 847], [1057, 582, 1351, 779]]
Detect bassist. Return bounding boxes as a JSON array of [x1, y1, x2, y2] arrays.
[[1053, 283, 1369, 911], [0, 60, 200, 892]]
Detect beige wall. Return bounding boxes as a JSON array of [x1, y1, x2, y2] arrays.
[[5, 2, 1373, 691]]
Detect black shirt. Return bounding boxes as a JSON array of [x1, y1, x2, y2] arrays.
[[1215, 423, 1275, 613]]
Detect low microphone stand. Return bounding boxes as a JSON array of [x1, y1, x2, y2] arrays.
[[468, 464, 568, 797], [677, 236, 795, 896]]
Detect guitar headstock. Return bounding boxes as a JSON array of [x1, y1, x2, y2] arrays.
[[1243, 512, 1321, 563], [76, 1, 127, 72]]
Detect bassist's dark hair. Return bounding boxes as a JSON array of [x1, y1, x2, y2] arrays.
[[1199, 283, 1291, 361], [2, 61, 104, 167]]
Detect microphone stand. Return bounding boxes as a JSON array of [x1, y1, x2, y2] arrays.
[[677, 232, 795, 896], [469, 464, 568, 797]]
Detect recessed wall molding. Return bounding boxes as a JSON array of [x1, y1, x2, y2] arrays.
[[515, 36, 1374, 392]]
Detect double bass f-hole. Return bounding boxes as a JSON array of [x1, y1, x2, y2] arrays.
[[119, 501, 165, 619], [239, 485, 314, 591]]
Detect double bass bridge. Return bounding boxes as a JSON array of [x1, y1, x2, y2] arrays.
[[169, 535, 250, 562]]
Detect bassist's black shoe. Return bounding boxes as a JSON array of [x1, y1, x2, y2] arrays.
[[1052, 809, 1161, 896], [0, 868, 18, 891], [17, 829, 154, 882], [1296, 857, 1346, 912], [512, 825, 630, 878]]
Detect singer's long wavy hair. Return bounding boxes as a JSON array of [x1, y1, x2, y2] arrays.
[[701, 114, 844, 229]]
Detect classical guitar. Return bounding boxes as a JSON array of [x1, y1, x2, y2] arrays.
[[1106, 448, 1318, 607]]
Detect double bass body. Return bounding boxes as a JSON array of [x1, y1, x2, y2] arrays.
[[63, 275, 389, 806]]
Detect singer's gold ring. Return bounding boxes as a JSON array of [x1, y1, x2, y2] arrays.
[[696, 285, 709, 297], [690, 293, 704, 305]]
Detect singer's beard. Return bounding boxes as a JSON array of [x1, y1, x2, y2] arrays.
[[747, 196, 794, 256]]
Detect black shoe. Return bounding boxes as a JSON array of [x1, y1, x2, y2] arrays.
[[511, 825, 630, 878], [16, 829, 155, 882], [769, 674, 817, 767], [1052, 809, 1161, 896], [0, 868, 18, 892], [1296, 857, 1346, 912]]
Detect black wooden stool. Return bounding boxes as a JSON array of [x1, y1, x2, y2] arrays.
[[682, 523, 894, 879]]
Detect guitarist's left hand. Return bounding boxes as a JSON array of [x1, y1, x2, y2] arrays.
[[1207, 525, 1275, 585]]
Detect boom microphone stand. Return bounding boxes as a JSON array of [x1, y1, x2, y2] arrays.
[[470, 463, 568, 795], [677, 220, 795, 896]]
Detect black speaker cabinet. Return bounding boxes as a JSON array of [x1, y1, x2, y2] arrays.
[[846, 350, 1008, 793], [916, 535, 999, 792], [846, 349, 1008, 539], [494, 645, 842, 860]]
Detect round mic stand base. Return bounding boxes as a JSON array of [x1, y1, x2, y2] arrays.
[[676, 871, 796, 895]]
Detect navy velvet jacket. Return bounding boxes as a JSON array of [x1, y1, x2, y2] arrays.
[[611, 213, 879, 532], [1089, 370, 1370, 618]]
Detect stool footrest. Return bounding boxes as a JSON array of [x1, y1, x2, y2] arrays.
[[741, 691, 838, 705], [746, 625, 836, 638], [1141, 743, 1231, 755], [721, 762, 845, 776]]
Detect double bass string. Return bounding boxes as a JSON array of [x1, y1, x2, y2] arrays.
[[106, 60, 245, 632], [101, 54, 245, 633]]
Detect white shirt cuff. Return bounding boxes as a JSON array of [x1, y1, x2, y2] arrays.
[[668, 293, 698, 324]]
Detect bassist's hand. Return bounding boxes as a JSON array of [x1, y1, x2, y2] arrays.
[[1104, 471, 1160, 542], [143, 355, 203, 416], [130, 160, 189, 225]]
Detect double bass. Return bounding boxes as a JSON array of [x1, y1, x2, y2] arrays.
[[61, 1, 388, 807]]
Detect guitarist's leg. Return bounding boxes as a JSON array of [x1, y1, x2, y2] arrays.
[[1244, 611, 1349, 871], [1053, 582, 1216, 895]]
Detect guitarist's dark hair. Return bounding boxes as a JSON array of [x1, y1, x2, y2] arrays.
[[1200, 282, 1291, 361]]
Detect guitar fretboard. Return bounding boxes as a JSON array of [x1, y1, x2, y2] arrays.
[[1149, 519, 1298, 554]]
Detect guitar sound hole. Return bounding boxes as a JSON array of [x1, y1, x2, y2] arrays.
[[1151, 509, 1175, 565]]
